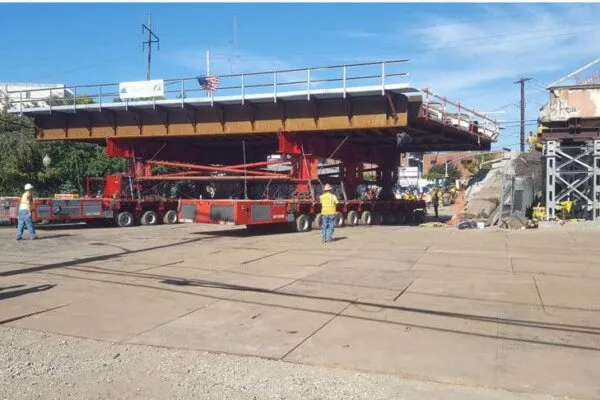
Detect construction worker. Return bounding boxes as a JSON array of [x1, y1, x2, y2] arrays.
[[432, 188, 440, 218], [16, 183, 37, 241], [319, 183, 338, 243], [528, 131, 537, 151]]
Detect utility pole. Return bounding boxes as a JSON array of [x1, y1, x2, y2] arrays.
[[142, 14, 159, 80], [514, 77, 531, 152]]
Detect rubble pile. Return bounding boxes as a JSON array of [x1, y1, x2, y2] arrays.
[[462, 152, 543, 228]]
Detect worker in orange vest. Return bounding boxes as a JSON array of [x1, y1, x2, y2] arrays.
[[16, 183, 37, 240], [319, 183, 338, 243]]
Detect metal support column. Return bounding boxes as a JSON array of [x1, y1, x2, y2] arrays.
[[593, 140, 600, 221], [544, 139, 600, 221], [544, 141, 557, 220]]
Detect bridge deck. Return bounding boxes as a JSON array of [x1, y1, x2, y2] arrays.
[[7, 60, 499, 153]]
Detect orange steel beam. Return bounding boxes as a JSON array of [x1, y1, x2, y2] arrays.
[[33, 96, 409, 141]]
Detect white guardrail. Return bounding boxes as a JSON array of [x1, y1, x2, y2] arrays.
[[7, 60, 410, 113], [421, 88, 500, 141]]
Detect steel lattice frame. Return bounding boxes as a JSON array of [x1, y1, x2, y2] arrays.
[[544, 140, 600, 220]]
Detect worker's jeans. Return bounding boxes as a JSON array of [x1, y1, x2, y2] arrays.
[[16, 209, 36, 240], [321, 214, 336, 242]]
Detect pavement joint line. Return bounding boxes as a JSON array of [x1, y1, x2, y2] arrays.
[[240, 249, 288, 265], [393, 280, 414, 302], [279, 299, 357, 361], [509, 257, 515, 274], [119, 299, 222, 344], [532, 276, 547, 313], [407, 244, 430, 271], [135, 260, 185, 272]]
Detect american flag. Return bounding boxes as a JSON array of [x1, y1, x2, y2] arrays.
[[197, 76, 219, 91]]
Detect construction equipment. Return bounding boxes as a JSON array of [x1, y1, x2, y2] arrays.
[[5, 60, 499, 232], [0, 174, 179, 227]]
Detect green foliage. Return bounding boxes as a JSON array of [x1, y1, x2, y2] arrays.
[[462, 153, 497, 175], [423, 164, 461, 181], [0, 111, 127, 197]]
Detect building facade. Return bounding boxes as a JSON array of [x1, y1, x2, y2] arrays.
[[423, 151, 505, 179], [1, 82, 74, 111]]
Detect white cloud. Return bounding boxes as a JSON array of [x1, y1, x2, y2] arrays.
[[408, 4, 600, 94], [396, 4, 600, 148]]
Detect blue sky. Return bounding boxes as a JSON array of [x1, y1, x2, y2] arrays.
[[2, 3, 600, 150]]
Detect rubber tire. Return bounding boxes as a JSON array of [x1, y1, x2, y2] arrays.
[[313, 213, 323, 229], [295, 214, 311, 232], [163, 210, 178, 224], [140, 210, 158, 226], [371, 213, 384, 225], [346, 210, 359, 226], [360, 211, 372, 225], [116, 211, 134, 227], [334, 212, 345, 228], [383, 213, 396, 225], [395, 212, 407, 225], [414, 210, 426, 223]]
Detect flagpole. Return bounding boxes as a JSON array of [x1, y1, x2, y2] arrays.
[[206, 50, 212, 101], [206, 50, 211, 76]]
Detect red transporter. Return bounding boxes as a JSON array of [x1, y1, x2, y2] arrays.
[[0, 174, 179, 228], [115, 130, 427, 232]]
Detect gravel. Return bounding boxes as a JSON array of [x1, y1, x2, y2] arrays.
[[0, 326, 560, 400]]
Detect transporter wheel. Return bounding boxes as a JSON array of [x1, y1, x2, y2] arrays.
[[346, 210, 359, 226], [414, 210, 426, 223], [115, 211, 134, 228], [140, 210, 158, 226], [371, 213, 384, 225], [360, 211, 372, 225], [313, 213, 323, 229], [383, 213, 396, 225], [295, 214, 311, 232], [334, 212, 345, 228], [163, 210, 178, 224], [395, 212, 407, 225]]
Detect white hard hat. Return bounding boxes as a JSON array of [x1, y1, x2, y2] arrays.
[[24, 183, 33, 191], [323, 184, 333, 191]]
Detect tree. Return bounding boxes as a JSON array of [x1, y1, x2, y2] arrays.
[[462, 153, 497, 175], [423, 163, 461, 181], [0, 103, 127, 196]]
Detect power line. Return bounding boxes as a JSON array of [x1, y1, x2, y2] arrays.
[[142, 14, 160, 80]]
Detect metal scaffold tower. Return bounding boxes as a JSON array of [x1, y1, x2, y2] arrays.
[[544, 140, 600, 220]]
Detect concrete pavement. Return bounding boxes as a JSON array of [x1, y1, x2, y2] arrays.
[[1, 220, 599, 399]]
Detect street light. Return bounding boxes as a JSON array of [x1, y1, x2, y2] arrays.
[[42, 154, 51, 168]]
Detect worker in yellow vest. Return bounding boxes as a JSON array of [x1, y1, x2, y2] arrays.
[[319, 183, 338, 243], [16, 183, 37, 240]]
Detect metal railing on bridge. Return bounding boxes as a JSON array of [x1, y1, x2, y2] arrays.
[[7, 59, 411, 114]]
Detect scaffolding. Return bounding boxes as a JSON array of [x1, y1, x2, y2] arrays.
[[544, 140, 600, 220]]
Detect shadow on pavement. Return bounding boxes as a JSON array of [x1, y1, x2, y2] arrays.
[[0, 236, 216, 277], [38, 261, 600, 353], [0, 284, 55, 300]]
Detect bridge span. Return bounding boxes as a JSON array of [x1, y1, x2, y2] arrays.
[[8, 60, 499, 165]]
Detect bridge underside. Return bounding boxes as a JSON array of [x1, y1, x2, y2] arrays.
[[19, 85, 492, 164]]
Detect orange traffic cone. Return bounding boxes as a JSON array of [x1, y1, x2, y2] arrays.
[[448, 189, 466, 226]]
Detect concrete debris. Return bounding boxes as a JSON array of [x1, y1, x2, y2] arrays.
[[499, 213, 528, 230], [457, 220, 479, 230], [465, 152, 543, 228]]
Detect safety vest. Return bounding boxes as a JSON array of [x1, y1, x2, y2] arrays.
[[319, 192, 338, 216], [19, 191, 32, 211]]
